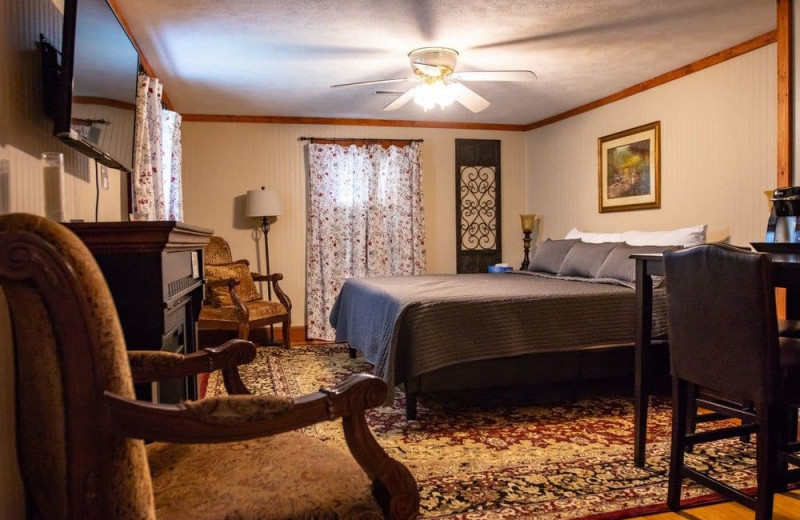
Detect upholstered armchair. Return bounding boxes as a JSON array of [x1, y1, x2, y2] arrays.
[[199, 235, 292, 347], [0, 213, 419, 520]]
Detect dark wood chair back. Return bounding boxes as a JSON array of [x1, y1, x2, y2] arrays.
[[664, 243, 779, 403], [663, 242, 800, 520]]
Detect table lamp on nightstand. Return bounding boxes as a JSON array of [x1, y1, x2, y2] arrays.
[[520, 214, 536, 271]]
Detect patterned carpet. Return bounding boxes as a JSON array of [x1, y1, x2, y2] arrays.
[[207, 344, 758, 520]]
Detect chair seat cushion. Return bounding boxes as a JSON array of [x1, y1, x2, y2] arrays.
[[199, 300, 287, 323], [147, 431, 383, 520]]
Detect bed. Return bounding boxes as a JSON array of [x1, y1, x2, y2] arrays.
[[329, 226, 707, 418]]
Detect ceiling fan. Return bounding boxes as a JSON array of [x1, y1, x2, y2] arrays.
[[330, 47, 536, 113]]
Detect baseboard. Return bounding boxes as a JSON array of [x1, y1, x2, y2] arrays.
[[199, 325, 326, 348]]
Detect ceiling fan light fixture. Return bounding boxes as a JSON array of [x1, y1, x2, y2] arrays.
[[413, 81, 455, 111]]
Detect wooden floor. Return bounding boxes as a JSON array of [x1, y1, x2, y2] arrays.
[[630, 490, 800, 519]]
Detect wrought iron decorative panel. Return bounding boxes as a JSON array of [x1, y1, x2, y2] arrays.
[[460, 165, 497, 250], [455, 140, 501, 273]]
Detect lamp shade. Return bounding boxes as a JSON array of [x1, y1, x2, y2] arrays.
[[246, 187, 282, 217], [520, 214, 536, 233]]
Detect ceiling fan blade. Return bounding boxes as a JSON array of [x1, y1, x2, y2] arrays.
[[454, 70, 537, 82], [331, 78, 409, 88], [449, 83, 490, 113], [383, 88, 418, 111]]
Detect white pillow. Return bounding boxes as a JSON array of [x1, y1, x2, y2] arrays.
[[565, 225, 707, 247], [564, 228, 624, 243]]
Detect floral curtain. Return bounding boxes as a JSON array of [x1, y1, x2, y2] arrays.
[[160, 110, 183, 220], [133, 74, 183, 221], [306, 141, 426, 340]]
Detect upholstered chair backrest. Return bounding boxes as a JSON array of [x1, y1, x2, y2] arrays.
[[205, 235, 233, 265], [664, 243, 780, 404], [0, 214, 155, 520]]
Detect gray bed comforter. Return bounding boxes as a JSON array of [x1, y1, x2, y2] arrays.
[[329, 272, 668, 399]]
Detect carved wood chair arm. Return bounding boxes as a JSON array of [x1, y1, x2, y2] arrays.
[[128, 339, 256, 394], [203, 278, 249, 318], [106, 373, 381, 442], [205, 277, 240, 289], [252, 272, 292, 310], [105, 373, 418, 518], [251, 272, 282, 282]]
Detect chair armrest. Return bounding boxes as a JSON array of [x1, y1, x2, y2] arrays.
[[251, 272, 292, 311], [205, 277, 240, 289], [203, 278, 250, 319], [106, 373, 419, 520], [128, 339, 256, 394], [106, 373, 383, 441]]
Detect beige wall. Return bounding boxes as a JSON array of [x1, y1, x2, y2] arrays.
[[526, 44, 777, 245], [0, 0, 127, 517], [181, 123, 528, 328]]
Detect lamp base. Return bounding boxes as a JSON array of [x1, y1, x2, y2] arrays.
[[521, 231, 532, 271]]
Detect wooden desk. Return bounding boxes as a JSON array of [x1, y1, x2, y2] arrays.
[[632, 248, 800, 467]]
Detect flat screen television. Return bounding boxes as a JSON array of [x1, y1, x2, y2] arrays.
[[46, 0, 140, 173]]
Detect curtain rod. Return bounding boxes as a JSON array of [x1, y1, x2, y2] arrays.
[[297, 137, 424, 142]]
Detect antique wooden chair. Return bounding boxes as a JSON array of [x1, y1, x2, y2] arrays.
[[0, 213, 418, 520], [198, 235, 292, 347], [664, 243, 800, 520]]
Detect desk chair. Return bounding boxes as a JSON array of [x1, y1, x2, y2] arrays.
[[663, 243, 800, 520]]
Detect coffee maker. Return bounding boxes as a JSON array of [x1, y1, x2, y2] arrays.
[[765, 186, 800, 243]]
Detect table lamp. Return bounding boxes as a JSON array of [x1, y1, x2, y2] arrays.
[[520, 214, 536, 270]]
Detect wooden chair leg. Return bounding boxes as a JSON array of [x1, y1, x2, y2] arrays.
[[281, 319, 290, 349], [755, 405, 777, 520], [668, 378, 689, 511], [238, 323, 250, 341], [685, 383, 697, 453]]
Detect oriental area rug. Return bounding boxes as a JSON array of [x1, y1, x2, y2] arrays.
[[207, 344, 759, 520]]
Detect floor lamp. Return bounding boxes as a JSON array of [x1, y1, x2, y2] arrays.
[[246, 186, 282, 341]]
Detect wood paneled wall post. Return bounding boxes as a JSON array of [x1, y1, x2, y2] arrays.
[[776, 0, 792, 319], [778, 0, 792, 188]]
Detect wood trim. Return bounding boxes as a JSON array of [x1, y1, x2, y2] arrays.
[[776, 0, 792, 320], [525, 31, 777, 131], [106, 0, 174, 110], [303, 138, 420, 148], [181, 113, 528, 132], [777, 0, 792, 188], [72, 96, 135, 111]]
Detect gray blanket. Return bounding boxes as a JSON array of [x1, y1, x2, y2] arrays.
[[329, 272, 668, 401]]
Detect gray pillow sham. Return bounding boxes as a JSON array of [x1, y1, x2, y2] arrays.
[[558, 241, 622, 278], [596, 243, 677, 283], [528, 238, 580, 273]]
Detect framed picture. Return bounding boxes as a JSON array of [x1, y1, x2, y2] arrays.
[[598, 121, 660, 213]]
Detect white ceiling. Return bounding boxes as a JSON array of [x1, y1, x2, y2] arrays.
[[113, 0, 776, 126]]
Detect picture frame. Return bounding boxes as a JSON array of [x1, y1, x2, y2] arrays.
[[598, 121, 660, 213]]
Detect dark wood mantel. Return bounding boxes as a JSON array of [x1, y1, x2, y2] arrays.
[[65, 221, 213, 253]]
